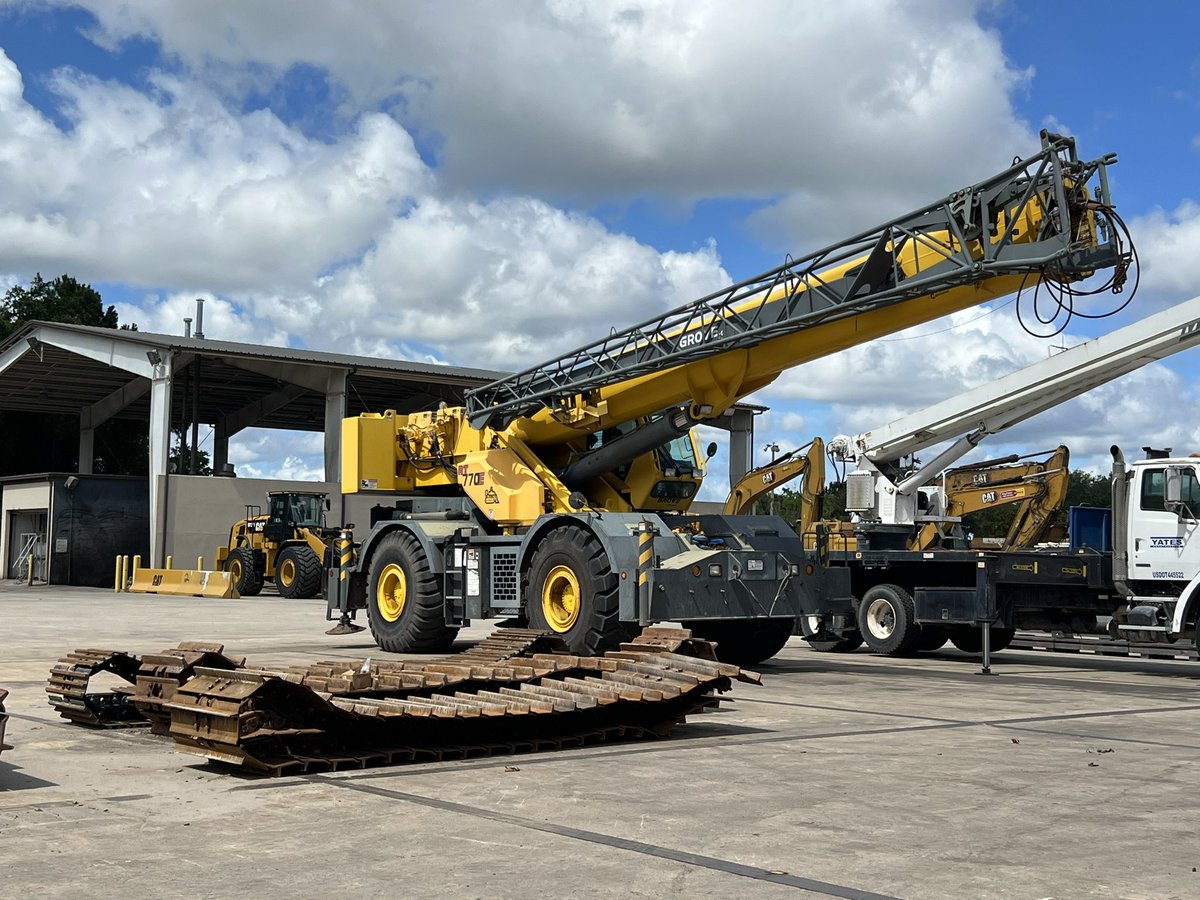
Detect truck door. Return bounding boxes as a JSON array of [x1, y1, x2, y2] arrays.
[[1128, 465, 1200, 584]]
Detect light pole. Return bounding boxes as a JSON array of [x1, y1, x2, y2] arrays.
[[762, 441, 780, 515]]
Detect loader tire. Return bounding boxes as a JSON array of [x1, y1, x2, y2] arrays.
[[366, 530, 459, 653], [276, 545, 322, 599], [524, 526, 630, 656], [225, 547, 263, 597], [857, 583, 920, 656], [682, 618, 794, 666], [949, 626, 1015, 654]]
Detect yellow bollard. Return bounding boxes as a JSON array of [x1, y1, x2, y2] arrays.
[[196, 556, 204, 571], [121, 555, 130, 592], [133, 555, 141, 580], [114, 555, 122, 593], [27, 553, 34, 586], [165, 555, 173, 570]]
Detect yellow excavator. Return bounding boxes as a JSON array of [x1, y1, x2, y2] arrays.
[[329, 132, 1128, 664], [722, 438, 825, 537], [914, 446, 1071, 551]]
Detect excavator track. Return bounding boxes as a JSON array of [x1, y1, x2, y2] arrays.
[[46, 643, 243, 730], [167, 640, 756, 775], [46, 649, 145, 727], [46, 627, 755, 775], [0, 688, 11, 755]]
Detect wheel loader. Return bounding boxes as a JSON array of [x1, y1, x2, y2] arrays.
[[216, 491, 332, 598]]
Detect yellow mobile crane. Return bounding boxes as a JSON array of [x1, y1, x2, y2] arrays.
[[330, 132, 1128, 664]]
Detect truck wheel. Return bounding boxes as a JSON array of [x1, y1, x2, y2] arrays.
[[857, 584, 920, 656], [366, 531, 459, 653], [225, 547, 263, 596], [682, 618, 794, 666], [524, 526, 629, 656], [949, 626, 1015, 654], [917, 625, 949, 652], [808, 633, 864, 653], [276, 546, 322, 599], [798, 616, 864, 653]]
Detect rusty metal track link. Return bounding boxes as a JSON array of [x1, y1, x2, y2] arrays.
[[46, 643, 243, 730], [168, 639, 754, 776]]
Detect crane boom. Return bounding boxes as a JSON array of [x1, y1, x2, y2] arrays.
[[469, 132, 1125, 444]]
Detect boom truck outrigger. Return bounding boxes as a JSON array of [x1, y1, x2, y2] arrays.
[[328, 131, 1129, 665]]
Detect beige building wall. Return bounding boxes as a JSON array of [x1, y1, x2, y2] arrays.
[[1, 481, 51, 573], [154, 475, 437, 569]]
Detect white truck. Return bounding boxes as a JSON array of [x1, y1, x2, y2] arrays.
[[805, 297, 1200, 664]]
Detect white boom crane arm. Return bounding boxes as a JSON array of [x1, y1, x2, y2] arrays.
[[829, 294, 1200, 524]]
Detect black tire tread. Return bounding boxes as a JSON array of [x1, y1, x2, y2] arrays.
[[525, 526, 629, 656], [682, 618, 794, 666], [276, 545, 323, 599], [857, 583, 920, 657], [226, 546, 263, 596], [366, 530, 459, 653]]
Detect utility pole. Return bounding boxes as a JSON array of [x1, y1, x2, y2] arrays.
[[762, 441, 780, 515]]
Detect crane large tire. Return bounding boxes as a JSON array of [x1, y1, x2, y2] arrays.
[[949, 626, 1015, 654], [524, 526, 630, 656], [275, 545, 322, 599], [225, 547, 263, 597], [683, 618, 794, 666], [366, 531, 459, 654], [857, 583, 920, 656]]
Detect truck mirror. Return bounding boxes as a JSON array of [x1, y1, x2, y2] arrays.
[[706, 442, 718, 460], [1165, 467, 1183, 507]]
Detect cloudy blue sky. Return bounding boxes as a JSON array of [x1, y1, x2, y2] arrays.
[[1, 1, 1198, 493]]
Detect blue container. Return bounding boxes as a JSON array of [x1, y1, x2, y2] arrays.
[[1069, 505, 1111, 552]]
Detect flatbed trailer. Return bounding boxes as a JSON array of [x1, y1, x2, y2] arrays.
[[818, 541, 1120, 670]]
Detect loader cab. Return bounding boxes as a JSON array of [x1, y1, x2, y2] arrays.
[[265, 491, 327, 542]]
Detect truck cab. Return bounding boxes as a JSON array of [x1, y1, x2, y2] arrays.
[[1124, 456, 1200, 591]]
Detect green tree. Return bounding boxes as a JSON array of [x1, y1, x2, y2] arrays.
[[0, 273, 118, 340], [0, 274, 145, 476], [170, 428, 213, 476]]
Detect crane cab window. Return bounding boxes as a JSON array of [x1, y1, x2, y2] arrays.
[[1141, 467, 1200, 512], [657, 434, 699, 476]]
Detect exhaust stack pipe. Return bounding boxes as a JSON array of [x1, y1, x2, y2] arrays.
[[195, 298, 205, 340], [1110, 445, 1131, 597], [560, 406, 697, 489]]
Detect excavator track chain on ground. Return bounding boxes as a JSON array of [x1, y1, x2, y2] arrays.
[[0, 688, 11, 754], [46, 643, 243, 730], [47, 627, 757, 775]]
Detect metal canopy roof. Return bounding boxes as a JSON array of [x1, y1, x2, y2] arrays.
[[0, 321, 505, 430]]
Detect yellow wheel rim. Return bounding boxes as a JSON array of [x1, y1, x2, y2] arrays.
[[541, 565, 581, 633], [377, 562, 407, 623], [230, 558, 243, 581], [279, 558, 296, 587]]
